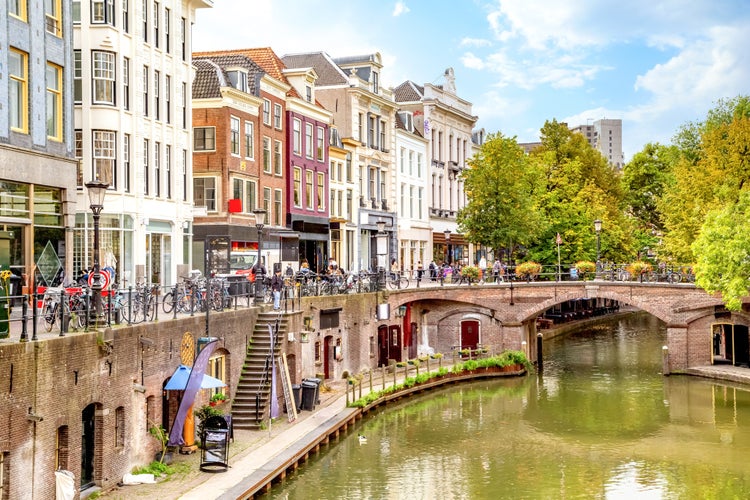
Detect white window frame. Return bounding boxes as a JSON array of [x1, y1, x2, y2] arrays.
[[244, 121, 254, 159], [230, 116, 240, 156], [92, 51, 116, 105]]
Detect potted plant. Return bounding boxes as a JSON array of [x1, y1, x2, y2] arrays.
[[626, 261, 652, 282], [149, 422, 172, 464], [574, 260, 596, 280], [195, 404, 224, 438], [460, 265, 480, 284], [209, 392, 227, 407], [515, 261, 542, 281]]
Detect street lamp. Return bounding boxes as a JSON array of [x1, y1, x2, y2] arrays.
[[376, 220, 387, 291], [252, 208, 267, 303], [594, 219, 602, 279], [85, 180, 109, 324]]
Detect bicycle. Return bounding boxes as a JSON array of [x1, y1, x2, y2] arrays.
[[387, 272, 409, 290], [121, 282, 157, 324], [41, 286, 86, 332]]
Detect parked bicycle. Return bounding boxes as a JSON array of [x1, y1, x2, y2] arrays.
[[41, 286, 86, 332], [121, 282, 157, 324]]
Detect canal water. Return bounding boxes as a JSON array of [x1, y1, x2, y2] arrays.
[[270, 313, 750, 499]]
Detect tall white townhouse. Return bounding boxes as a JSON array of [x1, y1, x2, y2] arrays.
[[394, 68, 479, 267], [283, 52, 398, 273], [73, 0, 212, 287]]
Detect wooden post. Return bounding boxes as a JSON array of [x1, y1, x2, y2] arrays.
[[369, 370, 373, 392]]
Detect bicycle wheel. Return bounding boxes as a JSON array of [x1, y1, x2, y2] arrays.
[[162, 291, 176, 313], [43, 301, 57, 332], [144, 296, 156, 321], [69, 299, 86, 330], [668, 272, 682, 284], [398, 276, 409, 289]]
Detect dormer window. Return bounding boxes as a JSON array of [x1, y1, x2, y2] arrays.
[[398, 111, 414, 133], [372, 71, 379, 94], [227, 69, 247, 92], [306, 85, 312, 103]]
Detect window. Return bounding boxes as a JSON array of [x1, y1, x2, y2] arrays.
[[143, 139, 149, 194], [244, 122, 254, 159], [114, 407, 125, 448], [417, 153, 422, 177], [274, 140, 282, 175], [293, 167, 302, 207], [72, 50, 83, 104], [316, 126, 325, 161], [122, 57, 130, 110], [400, 148, 405, 173], [346, 189, 352, 221], [141, 0, 147, 42], [305, 170, 313, 209], [142, 65, 149, 115], [262, 137, 271, 173], [368, 115, 376, 147], [418, 187, 423, 219], [9, 0, 27, 20], [46, 63, 62, 141], [193, 127, 215, 151], [380, 119, 386, 150], [293, 119, 301, 155], [182, 150, 188, 201], [194, 178, 216, 211], [263, 187, 271, 223], [409, 151, 414, 175], [93, 130, 116, 185], [164, 74, 170, 123], [262, 99, 271, 125], [372, 71, 379, 94], [154, 70, 160, 120], [180, 17, 186, 60], [45, 0, 61, 36], [123, 134, 131, 192], [317, 172, 325, 211], [274, 189, 282, 227], [164, 8, 170, 52], [305, 123, 313, 158], [181, 82, 187, 128], [153, 2, 159, 48], [154, 142, 161, 196], [232, 178, 256, 213], [165, 145, 171, 198], [227, 70, 247, 92], [314, 341, 321, 362], [9, 48, 29, 133], [273, 103, 282, 129], [122, 0, 129, 32], [92, 0, 114, 24], [357, 113, 364, 143], [230, 116, 240, 155], [346, 153, 352, 182], [92, 51, 116, 105], [75, 130, 83, 187], [305, 85, 312, 102]]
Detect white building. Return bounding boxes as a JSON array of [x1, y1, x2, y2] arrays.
[[570, 118, 624, 168], [73, 0, 213, 287]]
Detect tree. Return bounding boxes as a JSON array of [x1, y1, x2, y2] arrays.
[[457, 133, 544, 259], [622, 143, 677, 231], [692, 189, 750, 310]]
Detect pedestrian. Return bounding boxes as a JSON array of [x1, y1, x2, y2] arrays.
[[429, 260, 437, 281], [416, 260, 424, 282], [390, 258, 399, 281], [271, 269, 283, 310], [252, 259, 267, 297]]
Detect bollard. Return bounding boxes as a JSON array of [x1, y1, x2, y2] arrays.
[[382, 366, 386, 391], [20, 296, 28, 342], [59, 288, 67, 336], [536, 333, 544, 372], [346, 382, 350, 406], [369, 370, 373, 392], [393, 364, 397, 387], [662, 345, 670, 375], [358, 378, 362, 400], [31, 292, 38, 341]]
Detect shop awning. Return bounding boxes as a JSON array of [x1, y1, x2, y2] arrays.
[[164, 364, 226, 390]]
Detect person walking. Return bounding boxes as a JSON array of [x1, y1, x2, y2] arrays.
[[271, 269, 284, 310], [416, 260, 424, 282]]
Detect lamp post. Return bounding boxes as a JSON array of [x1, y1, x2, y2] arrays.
[[443, 230, 451, 265], [85, 180, 109, 324], [252, 208, 267, 303], [594, 219, 602, 279], [376, 220, 387, 291]]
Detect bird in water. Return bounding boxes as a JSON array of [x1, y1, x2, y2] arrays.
[[358, 434, 367, 444]]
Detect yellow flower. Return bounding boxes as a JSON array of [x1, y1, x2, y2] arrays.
[[0, 270, 11, 281]]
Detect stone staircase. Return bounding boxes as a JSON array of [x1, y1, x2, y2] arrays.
[[231, 310, 287, 430]]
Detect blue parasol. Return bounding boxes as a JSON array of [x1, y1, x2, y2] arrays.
[[164, 364, 227, 390]]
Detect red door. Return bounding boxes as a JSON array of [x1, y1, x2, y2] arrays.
[[324, 335, 332, 379], [389, 325, 402, 363], [461, 320, 479, 353], [378, 325, 389, 367]]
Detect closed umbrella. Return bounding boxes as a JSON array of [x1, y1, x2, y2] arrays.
[[164, 364, 226, 390]]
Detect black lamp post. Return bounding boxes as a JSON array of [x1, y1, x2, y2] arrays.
[[85, 180, 109, 324], [594, 219, 602, 279], [252, 208, 267, 303], [376, 219, 387, 291]]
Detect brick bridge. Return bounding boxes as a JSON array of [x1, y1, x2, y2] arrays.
[[380, 281, 748, 373]]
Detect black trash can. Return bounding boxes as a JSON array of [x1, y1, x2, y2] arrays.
[[303, 377, 322, 406], [291, 384, 302, 411], [300, 381, 317, 411]]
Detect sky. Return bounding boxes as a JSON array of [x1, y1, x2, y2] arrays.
[[193, 0, 750, 162]]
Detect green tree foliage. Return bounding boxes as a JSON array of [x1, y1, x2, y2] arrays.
[[622, 143, 677, 231], [692, 190, 750, 310], [659, 96, 750, 262], [527, 120, 632, 264], [457, 133, 544, 257]]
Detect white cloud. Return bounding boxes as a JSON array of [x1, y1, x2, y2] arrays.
[[460, 37, 492, 48], [461, 52, 486, 70], [392, 1, 410, 17]]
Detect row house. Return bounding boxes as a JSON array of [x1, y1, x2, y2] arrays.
[[283, 52, 398, 273], [0, 0, 78, 298], [394, 68, 480, 267], [73, 0, 212, 288], [192, 47, 333, 273]]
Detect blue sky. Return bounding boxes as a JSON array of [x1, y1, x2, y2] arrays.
[[193, 0, 750, 162]]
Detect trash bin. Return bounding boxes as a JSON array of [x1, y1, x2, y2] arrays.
[[291, 384, 302, 411], [303, 377, 322, 406], [200, 415, 229, 472], [300, 381, 317, 411]]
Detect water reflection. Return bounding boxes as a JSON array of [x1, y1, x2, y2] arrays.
[[270, 313, 750, 499]]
